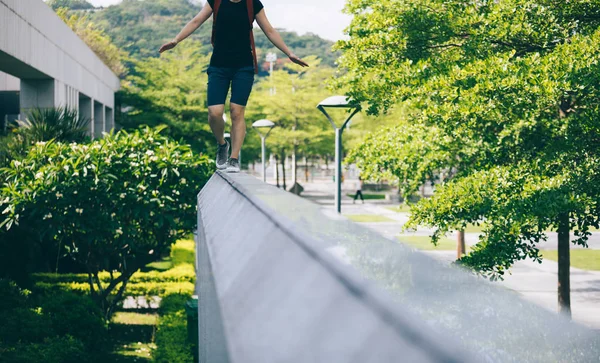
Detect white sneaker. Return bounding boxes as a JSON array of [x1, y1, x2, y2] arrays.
[[226, 158, 240, 173], [216, 141, 229, 170]]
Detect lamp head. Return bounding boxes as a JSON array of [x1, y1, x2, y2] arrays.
[[252, 119, 276, 138]]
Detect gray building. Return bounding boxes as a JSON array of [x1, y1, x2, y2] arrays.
[[0, 0, 120, 137]]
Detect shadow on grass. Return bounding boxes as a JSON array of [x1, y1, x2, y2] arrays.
[[109, 320, 156, 362]]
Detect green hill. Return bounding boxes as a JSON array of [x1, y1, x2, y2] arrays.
[[90, 0, 339, 69]]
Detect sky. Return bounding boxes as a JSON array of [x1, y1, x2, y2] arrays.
[[86, 0, 352, 41]]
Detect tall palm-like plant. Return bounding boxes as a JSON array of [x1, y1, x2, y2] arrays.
[[16, 107, 90, 143], [0, 107, 90, 167]]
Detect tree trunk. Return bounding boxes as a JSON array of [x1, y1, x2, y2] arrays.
[[457, 230, 466, 259], [304, 156, 309, 182], [280, 151, 287, 190], [275, 154, 280, 188], [292, 145, 297, 186], [558, 212, 571, 317]]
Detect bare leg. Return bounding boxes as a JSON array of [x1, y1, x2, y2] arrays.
[[230, 103, 246, 159], [208, 105, 226, 145]]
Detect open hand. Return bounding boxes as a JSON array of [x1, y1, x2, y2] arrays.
[[289, 54, 309, 67], [159, 41, 177, 54]]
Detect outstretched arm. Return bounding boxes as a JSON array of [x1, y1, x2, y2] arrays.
[[256, 10, 309, 67], [159, 3, 213, 53]]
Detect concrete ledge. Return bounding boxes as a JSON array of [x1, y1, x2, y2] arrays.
[[196, 172, 600, 363]]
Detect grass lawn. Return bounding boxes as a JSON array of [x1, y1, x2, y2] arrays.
[[144, 258, 173, 272], [346, 193, 386, 200], [398, 235, 462, 251], [541, 250, 600, 271], [346, 214, 395, 223], [110, 239, 195, 362], [113, 312, 158, 326], [110, 312, 157, 362], [385, 204, 412, 213]]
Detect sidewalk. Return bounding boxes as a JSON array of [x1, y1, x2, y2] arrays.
[[297, 179, 600, 329]]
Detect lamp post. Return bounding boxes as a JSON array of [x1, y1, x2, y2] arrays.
[[252, 119, 276, 183], [266, 52, 277, 95], [317, 96, 361, 213]]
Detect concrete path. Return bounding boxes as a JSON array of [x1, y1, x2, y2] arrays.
[[297, 180, 600, 329]]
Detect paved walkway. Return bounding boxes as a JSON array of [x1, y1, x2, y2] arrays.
[[296, 179, 600, 329]]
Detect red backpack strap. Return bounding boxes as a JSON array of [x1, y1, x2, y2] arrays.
[[211, 0, 222, 46], [246, 0, 259, 74]]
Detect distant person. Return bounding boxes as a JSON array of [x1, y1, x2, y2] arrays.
[[354, 176, 364, 204], [159, 0, 308, 173]]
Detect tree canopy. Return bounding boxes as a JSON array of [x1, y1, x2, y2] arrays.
[[337, 0, 600, 293]]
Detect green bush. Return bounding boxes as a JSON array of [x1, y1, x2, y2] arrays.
[[33, 280, 195, 297], [36, 290, 107, 351], [158, 293, 192, 316], [154, 310, 194, 363], [0, 336, 87, 363], [33, 263, 195, 285], [1, 127, 213, 318], [0, 107, 90, 168], [0, 279, 107, 363]]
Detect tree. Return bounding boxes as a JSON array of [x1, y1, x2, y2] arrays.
[[56, 8, 126, 76], [248, 57, 335, 189], [47, 0, 94, 10], [337, 0, 600, 315], [120, 41, 214, 154], [0, 127, 214, 318]]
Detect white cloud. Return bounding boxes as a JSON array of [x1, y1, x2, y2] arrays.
[[87, 0, 351, 41]]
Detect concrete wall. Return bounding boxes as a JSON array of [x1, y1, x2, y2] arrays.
[[196, 172, 600, 362], [0, 71, 19, 91], [196, 172, 477, 363], [0, 0, 119, 135]]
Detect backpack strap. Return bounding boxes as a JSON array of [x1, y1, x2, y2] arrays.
[[246, 0, 259, 74], [211, 0, 222, 47]]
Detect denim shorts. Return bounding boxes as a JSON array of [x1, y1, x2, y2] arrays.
[[207, 66, 255, 107]]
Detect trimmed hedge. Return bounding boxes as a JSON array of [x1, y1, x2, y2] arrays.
[[33, 281, 195, 297], [154, 293, 195, 363], [33, 264, 195, 285]]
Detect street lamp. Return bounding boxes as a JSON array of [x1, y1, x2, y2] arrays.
[[266, 52, 277, 95], [317, 96, 361, 213], [252, 119, 276, 183]]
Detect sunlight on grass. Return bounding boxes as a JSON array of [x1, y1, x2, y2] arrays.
[[346, 214, 395, 223], [112, 312, 158, 326], [385, 204, 412, 213], [541, 250, 600, 271], [114, 342, 156, 360], [398, 235, 460, 251], [145, 258, 173, 272], [171, 239, 195, 266]]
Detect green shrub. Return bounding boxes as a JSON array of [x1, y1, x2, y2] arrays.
[[158, 293, 192, 315], [33, 280, 195, 297], [0, 279, 30, 311], [1, 127, 213, 318], [36, 290, 107, 351], [0, 336, 87, 363], [154, 310, 194, 363], [33, 264, 195, 285], [0, 308, 54, 344], [0, 107, 90, 168], [0, 280, 108, 363]]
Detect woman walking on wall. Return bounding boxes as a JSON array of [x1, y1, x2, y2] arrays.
[[159, 0, 309, 173]]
